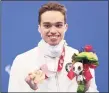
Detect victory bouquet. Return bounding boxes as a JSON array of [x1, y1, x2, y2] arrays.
[[72, 45, 99, 93]]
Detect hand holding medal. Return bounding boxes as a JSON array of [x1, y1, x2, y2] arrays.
[[25, 69, 45, 90]]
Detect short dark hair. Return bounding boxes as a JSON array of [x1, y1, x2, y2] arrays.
[[38, 2, 67, 24]]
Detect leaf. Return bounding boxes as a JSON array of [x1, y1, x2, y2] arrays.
[[77, 84, 85, 93]]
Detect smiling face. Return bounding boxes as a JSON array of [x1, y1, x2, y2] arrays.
[[38, 11, 68, 46]]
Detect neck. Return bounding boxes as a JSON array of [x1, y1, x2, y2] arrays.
[[38, 39, 67, 58]]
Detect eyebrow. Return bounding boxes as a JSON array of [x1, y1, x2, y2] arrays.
[[43, 22, 63, 24]]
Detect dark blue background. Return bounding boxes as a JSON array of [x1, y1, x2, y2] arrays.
[[1, 1, 108, 92]]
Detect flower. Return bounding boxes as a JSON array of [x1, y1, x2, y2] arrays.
[[72, 45, 99, 66], [84, 45, 93, 52]]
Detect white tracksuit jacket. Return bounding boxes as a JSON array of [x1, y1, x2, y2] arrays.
[[8, 45, 99, 92]]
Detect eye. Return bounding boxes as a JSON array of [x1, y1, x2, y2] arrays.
[[73, 67, 75, 71], [55, 24, 63, 28], [78, 66, 81, 71], [43, 24, 51, 28]]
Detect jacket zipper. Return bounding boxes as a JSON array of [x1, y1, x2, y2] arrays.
[[55, 72, 60, 92]]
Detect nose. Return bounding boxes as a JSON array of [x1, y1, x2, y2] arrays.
[[49, 26, 57, 34]]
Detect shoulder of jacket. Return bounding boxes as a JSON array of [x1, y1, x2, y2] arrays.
[[11, 46, 39, 70], [17, 46, 38, 58], [13, 46, 38, 64], [65, 45, 79, 54]]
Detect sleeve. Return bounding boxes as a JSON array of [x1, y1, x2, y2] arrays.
[[8, 55, 36, 92], [86, 68, 99, 92]]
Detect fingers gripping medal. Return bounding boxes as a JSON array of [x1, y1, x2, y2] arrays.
[[29, 70, 45, 84], [33, 70, 45, 84]]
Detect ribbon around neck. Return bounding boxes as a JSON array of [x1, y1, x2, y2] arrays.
[[40, 47, 65, 79]]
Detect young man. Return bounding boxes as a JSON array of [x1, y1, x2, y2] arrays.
[[8, 2, 99, 92]]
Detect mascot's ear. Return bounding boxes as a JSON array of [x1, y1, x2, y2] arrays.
[[72, 53, 77, 62]]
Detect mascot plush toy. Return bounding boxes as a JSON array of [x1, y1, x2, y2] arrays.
[[72, 45, 99, 93]]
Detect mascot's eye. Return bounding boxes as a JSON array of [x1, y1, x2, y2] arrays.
[[78, 66, 81, 71], [73, 67, 75, 71]]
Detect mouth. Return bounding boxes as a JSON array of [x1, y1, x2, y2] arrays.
[[48, 35, 60, 40], [47, 35, 60, 42]]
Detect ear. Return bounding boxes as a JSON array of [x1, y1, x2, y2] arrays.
[[38, 25, 41, 33], [64, 23, 68, 32]]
